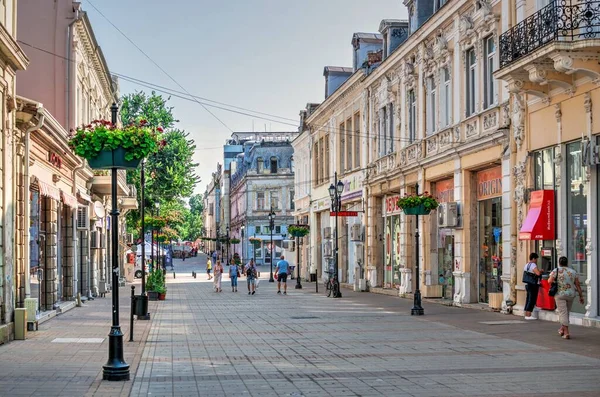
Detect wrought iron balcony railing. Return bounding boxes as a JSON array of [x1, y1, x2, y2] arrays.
[[499, 1, 600, 68]]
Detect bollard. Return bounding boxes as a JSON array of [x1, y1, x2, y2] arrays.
[[130, 286, 135, 342], [173, 272, 176, 279]]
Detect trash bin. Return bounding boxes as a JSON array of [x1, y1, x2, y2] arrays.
[[310, 273, 317, 282], [134, 295, 148, 317]]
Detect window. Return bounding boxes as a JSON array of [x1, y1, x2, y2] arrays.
[[379, 107, 387, 157], [339, 122, 345, 172], [440, 68, 451, 128], [270, 191, 279, 210], [257, 157, 264, 173], [270, 157, 278, 173], [354, 113, 360, 168], [324, 135, 330, 181], [536, 0, 552, 10], [566, 141, 588, 314], [408, 89, 416, 142], [388, 103, 394, 153], [289, 190, 295, 210], [466, 47, 477, 116], [319, 138, 325, 184], [346, 117, 352, 171], [275, 225, 281, 234], [484, 36, 496, 109], [313, 141, 319, 185], [290, 157, 294, 173], [256, 192, 265, 210], [426, 76, 436, 135]]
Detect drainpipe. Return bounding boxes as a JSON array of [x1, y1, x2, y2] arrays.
[[71, 159, 86, 298], [23, 111, 45, 300]]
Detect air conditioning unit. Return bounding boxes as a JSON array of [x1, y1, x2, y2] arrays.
[[350, 224, 363, 242], [90, 231, 100, 249], [76, 206, 88, 229], [438, 202, 458, 228], [323, 227, 332, 239], [354, 244, 364, 264], [283, 240, 295, 252], [126, 233, 134, 245], [323, 241, 333, 258]]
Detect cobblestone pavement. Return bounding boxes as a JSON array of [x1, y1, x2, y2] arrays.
[[2, 253, 600, 397], [131, 254, 600, 397]]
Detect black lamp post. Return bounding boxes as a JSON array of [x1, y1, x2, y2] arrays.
[[226, 225, 230, 266], [137, 159, 150, 320], [269, 207, 275, 282], [328, 172, 344, 298], [295, 220, 308, 290], [102, 103, 130, 381], [411, 183, 425, 316]]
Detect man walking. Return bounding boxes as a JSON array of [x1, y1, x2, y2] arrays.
[[245, 259, 258, 295], [275, 255, 290, 295]]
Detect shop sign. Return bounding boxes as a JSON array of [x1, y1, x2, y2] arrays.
[[384, 195, 401, 215], [330, 211, 358, 216], [435, 179, 454, 203], [48, 152, 62, 169], [477, 167, 502, 200], [519, 190, 555, 240]]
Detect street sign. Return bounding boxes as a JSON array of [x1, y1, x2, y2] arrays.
[[330, 211, 359, 216]]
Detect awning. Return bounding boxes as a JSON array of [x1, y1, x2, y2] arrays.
[[61, 191, 78, 209], [77, 189, 92, 203], [38, 179, 60, 201], [519, 190, 555, 240]]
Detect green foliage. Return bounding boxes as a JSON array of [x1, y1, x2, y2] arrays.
[[69, 120, 160, 162], [146, 268, 165, 293], [397, 192, 440, 211], [288, 225, 310, 238], [189, 194, 204, 215], [249, 237, 262, 246], [121, 91, 177, 129], [229, 238, 241, 244]]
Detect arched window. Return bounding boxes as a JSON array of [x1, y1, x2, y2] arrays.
[[290, 156, 294, 173], [257, 157, 264, 173], [270, 156, 278, 174]]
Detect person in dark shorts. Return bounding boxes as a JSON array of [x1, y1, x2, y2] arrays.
[[275, 255, 290, 295], [244, 259, 258, 295]]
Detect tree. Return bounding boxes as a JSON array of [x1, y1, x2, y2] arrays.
[[189, 193, 204, 215], [121, 92, 200, 234]]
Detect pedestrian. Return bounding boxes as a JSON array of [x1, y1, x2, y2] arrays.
[[523, 252, 542, 320], [275, 255, 290, 295], [212, 250, 217, 265], [548, 256, 584, 339], [229, 261, 240, 292], [245, 259, 257, 295], [206, 257, 212, 280], [214, 261, 223, 292]]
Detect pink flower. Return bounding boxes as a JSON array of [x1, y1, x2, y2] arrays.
[[157, 127, 164, 132]]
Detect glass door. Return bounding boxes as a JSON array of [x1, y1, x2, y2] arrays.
[[478, 197, 503, 303], [438, 229, 454, 299]]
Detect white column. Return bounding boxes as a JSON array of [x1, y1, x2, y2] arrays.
[[452, 17, 462, 126], [501, 151, 513, 312]]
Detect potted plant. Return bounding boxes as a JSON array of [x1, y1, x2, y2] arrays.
[[146, 269, 165, 301], [397, 191, 439, 215], [288, 225, 310, 238], [68, 120, 162, 169], [157, 284, 167, 301]]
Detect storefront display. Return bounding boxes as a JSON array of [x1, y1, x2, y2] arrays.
[[383, 195, 402, 289], [477, 167, 503, 304], [434, 179, 455, 299], [566, 141, 588, 314]]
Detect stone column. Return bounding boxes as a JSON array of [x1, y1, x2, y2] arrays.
[[63, 208, 74, 299], [42, 198, 58, 310]]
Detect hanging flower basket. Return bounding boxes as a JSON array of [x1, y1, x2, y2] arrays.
[[397, 192, 439, 216], [68, 120, 162, 170], [288, 225, 310, 238], [229, 238, 241, 244], [249, 237, 262, 246]]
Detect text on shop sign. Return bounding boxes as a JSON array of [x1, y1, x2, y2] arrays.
[[477, 167, 502, 200]]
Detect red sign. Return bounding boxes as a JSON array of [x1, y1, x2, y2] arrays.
[[519, 190, 555, 240], [49, 152, 62, 169], [435, 179, 454, 203], [330, 211, 359, 217], [385, 195, 401, 215], [477, 167, 502, 200]]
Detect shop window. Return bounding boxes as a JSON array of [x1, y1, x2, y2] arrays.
[[533, 147, 557, 273], [478, 197, 503, 303], [566, 141, 588, 314]]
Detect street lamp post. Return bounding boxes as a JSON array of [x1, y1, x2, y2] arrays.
[[226, 225, 230, 266], [295, 220, 306, 290], [268, 207, 275, 282], [411, 183, 425, 316], [137, 159, 150, 320], [102, 103, 130, 381], [328, 172, 344, 299]]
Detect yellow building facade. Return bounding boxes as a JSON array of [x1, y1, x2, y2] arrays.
[[496, 0, 600, 325]]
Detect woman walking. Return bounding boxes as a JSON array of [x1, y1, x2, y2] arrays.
[[523, 252, 542, 320], [548, 256, 584, 339], [229, 262, 240, 292], [214, 261, 224, 292]]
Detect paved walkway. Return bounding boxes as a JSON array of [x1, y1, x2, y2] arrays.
[[2, 253, 600, 396], [132, 254, 600, 396]]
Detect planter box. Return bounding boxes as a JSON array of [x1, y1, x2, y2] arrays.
[[87, 147, 141, 170], [147, 291, 159, 301], [402, 204, 431, 216], [489, 292, 503, 310], [158, 292, 166, 301]]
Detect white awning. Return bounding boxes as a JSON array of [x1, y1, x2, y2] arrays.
[[61, 191, 78, 209], [37, 179, 60, 201], [77, 188, 92, 203]]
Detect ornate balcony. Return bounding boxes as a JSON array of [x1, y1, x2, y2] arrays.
[[91, 169, 130, 196], [497, 1, 600, 95], [500, 1, 600, 69]]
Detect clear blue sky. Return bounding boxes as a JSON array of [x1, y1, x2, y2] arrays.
[[84, 0, 407, 195]]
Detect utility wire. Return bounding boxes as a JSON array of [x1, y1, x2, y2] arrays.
[[86, 0, 233, 133]]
